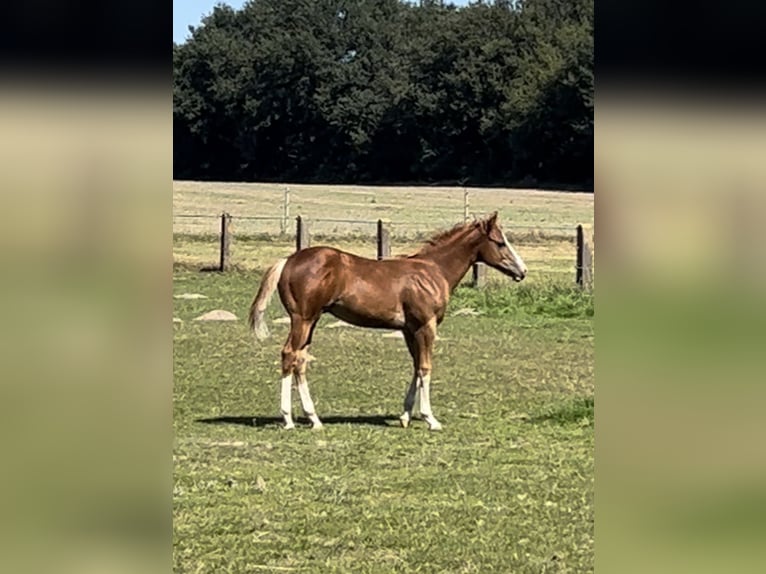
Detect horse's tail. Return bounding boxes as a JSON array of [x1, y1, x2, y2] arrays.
[[248, 258, 288, 341]]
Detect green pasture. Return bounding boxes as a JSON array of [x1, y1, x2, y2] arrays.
[[173, 268, 594, 573]]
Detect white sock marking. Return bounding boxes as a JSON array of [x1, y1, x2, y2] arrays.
[[297, 375, 322, 428], [418, 373, 442, 430]]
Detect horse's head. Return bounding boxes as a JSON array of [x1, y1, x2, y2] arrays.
[[476, 212, 527, 282]]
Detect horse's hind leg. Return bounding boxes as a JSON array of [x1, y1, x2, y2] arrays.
[[281, 316, 323, 429], [295, 354, 322, 429], [279, 371, 295, 430], [279, 327, 297, 429]]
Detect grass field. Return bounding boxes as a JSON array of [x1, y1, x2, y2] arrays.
[[173, 269, 594, 573]]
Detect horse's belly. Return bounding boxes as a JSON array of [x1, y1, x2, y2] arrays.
[[327, 300, 405, 329]]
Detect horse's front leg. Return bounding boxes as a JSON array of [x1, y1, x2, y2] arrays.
[[416, 370, 442, 431], [415, 320, 441, 431], [400, 331, 420, 428], [399, 373, 419, 428], [401, 321, 442, 430]]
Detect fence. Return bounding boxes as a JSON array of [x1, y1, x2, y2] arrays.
[[174, 212, 594, 290], [173, 183, 593, 235]]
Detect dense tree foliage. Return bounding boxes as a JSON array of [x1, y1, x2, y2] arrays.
[[174, 0, 593, 188]]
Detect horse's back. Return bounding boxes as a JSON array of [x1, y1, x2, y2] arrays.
[[288, 245, 344, 262], [286, 245, 446, 290]]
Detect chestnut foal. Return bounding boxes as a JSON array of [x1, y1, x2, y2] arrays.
[[248, 211, 527, 430]]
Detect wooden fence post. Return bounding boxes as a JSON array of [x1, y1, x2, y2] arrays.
[[296, 215, 310, 251], [576, 223, 594, 290], [472, 263, 486, 288], [465, 186, 485, 287], [219, 212, 232, 272], [377, 219, 390, 260]]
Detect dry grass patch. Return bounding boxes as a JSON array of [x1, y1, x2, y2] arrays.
[[173, 181, 593, 237]]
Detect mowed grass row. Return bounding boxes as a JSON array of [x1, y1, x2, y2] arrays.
[[173, 181, 594, 236], [173, 269, 594, 573]]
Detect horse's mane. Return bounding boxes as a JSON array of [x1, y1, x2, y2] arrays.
[[406, 220, 479, 258]]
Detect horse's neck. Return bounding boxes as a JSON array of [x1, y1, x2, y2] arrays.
[[421, 232, 481, 291]]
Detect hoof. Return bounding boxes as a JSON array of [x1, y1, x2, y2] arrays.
[[427, 420, 443, 431], [399, 415, 410, 429], [311, 421, 324, 430], [283, 422, 295, 430]]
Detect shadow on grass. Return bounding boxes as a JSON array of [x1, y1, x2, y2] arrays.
[[197, 414, 401, 428]]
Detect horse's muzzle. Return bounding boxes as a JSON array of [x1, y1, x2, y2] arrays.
[[503, 260, 526, 282]]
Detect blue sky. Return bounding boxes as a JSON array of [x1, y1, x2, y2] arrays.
[[174, 1, 246, 44], [174, 0, 471, 44]]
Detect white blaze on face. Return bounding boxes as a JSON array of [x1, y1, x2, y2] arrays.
[[501, 229, 527, 275]]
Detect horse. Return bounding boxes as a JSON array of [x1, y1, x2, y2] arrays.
[[248, 211, 527, 431]]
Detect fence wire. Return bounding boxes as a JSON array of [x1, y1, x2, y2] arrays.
[[173, 213, 578, 239]]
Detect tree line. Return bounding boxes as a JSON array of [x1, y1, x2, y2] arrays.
[[173, 0, 593, 188]]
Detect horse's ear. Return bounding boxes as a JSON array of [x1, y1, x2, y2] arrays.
[[479, 211, 497, 234], [486, 211, 498, 229]]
